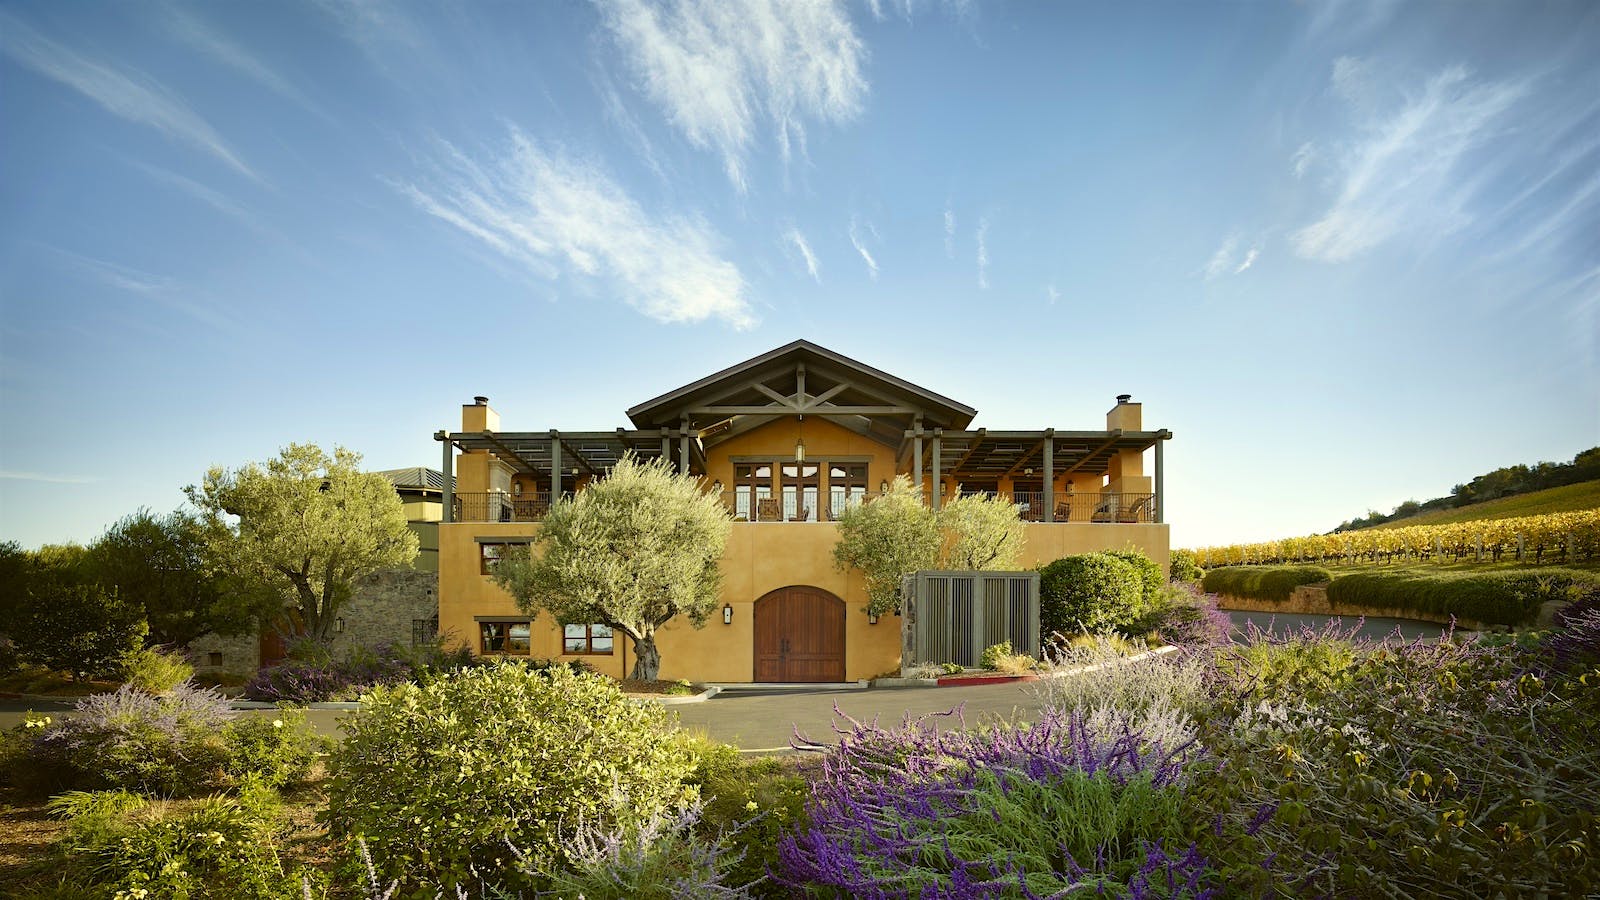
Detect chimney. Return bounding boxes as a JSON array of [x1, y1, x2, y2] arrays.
[[1106, 394, 1141, 431], [463, 395, 499, 432]]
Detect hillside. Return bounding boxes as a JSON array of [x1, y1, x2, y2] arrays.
[[1367, 480, 1600, 530]]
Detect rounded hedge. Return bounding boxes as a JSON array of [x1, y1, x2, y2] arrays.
[[327, 661, 697, 890], [1039, 553, 1146, 639]]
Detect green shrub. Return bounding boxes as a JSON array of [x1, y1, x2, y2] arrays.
[[327, 661, 698, 891], [222, 710, 329, 790], [980, 641, 1014, 670], [1167, 549, 1203, 585], [1039, 553, 1145, 638], [1201, 565, 1332, 603], [1322, 568, 1600, 626], [121, 646, 194, 694], [1105, 549, 1164, 612], [699, 755, 815, 897], [47, 786, 304, 899], [544, 802, 756, 900]]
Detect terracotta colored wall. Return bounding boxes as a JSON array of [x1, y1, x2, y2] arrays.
[[703, 416, 899, 498]]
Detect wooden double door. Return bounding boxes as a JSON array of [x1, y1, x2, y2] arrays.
[[753, 586, 846, 683]]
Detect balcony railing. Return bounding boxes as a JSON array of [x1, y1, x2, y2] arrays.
[[451, 489, 1157, 524], [453, 492, 554, 523]]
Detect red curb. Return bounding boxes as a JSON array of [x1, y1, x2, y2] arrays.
[[934, 673, 1040, 687]]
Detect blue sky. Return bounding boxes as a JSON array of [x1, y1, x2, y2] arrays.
[[1, 0, 1596, 552]]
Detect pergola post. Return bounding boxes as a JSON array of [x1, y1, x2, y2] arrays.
[[437, 431, 454, 524], [912, 416, 924, 500], [1154, 435, 1165, 524], [931, 429, 943, 511], [549, 430, 561, 501], [679, 415, 691, 474], [1042, 429, 1054, 523]]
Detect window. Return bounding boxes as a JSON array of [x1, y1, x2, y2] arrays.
[[412, 617, 439, 647], [781, 463, 820, 521], [563, 623, 614, 655], [479, 541, 527, 574], [207, 651, 223, 667], [734, 464, 773, 520], [479, 620, 531, 655], [828, 463, 868, 520]]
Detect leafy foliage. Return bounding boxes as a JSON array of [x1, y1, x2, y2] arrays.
[[939, 491, 1027, 570], [187, 443, 418, 642], [1199, 566, 1332, 603], [544, 801, 756, 900], [121, 646, 195, 694], [1166, 549, 1203, 585], [30, 683, 234, 796], [1, 541, 148, 681], [221, 710, 329, 790], [832, 475, 943, 617], [493, 454, 732, 680], [1039, 552, 1147, 638], [1324, 567, 1599, 626], [327, 662, 698, 891]]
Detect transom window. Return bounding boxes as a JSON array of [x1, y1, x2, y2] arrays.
[[479, 620, 531, 655], [563, 623, 614, 655]]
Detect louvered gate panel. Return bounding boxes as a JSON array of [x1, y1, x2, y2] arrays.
[[901, 571, 1040, 672]]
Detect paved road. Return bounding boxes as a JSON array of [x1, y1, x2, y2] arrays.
[[1223, 610, 1462, 643], [0, 681, 1052, 752]]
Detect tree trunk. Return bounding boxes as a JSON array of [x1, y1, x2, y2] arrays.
[[630, 632, 661, 681]]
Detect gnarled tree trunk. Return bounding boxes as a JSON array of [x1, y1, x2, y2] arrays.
[[629, 631, 661, 680]]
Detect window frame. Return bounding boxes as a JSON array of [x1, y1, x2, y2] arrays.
[[477, 539, 530, 575], [477, 619, 532, 655], [562, 622, 615, 656]]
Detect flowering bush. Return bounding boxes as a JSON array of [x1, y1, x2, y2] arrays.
[[1148, 584, 1231, 647], [777, 706, 1212, 898], [328, 662, 698, 891], [242, 638, 480, 703], [543, 801, 757, 899], [222, 710, 329, 789], [32, 683, 234, 796]]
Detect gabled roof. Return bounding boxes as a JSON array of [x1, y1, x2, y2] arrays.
[[376, 467, 450, 491], [625, 340, 977, 440]]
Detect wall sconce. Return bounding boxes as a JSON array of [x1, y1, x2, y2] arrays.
[[867, 612, 879, 625], [880, 480, 889, 494], [1024, 467, 1033, 477], [712, 479, 723, 494], [794, 414, 806, 463], [335, 617, 345, 633], [722, 603, 733, 625]]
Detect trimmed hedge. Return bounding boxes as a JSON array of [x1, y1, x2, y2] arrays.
[[1202, 566, 1332, 603], [1039, 553, 1146, 637], [1325, 568, 1600, 627]]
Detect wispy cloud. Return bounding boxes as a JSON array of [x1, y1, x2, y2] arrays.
[[398, 128, 754, 329], [1046, 283, 1060, 305], [0, 12, 255, 179], [1204, 235, 1261, 279], [1235, 247, 1260, 274], [44, 246, 237, 330], [976, 216, 990, 289], [1292, 142, 1316, 178], [162, 4, 325, 118], [1293, 63, 1526, 262], [595, 71, 670, 183], [0, 470, 99, 485], [784, 227, 821, 282], [848, 216, 879, 280], [128, 160, 259, 229], [598, 0, 867, 191], [943, 205, 956, 258]]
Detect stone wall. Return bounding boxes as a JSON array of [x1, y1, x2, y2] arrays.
[[188, 567, 440, 677]]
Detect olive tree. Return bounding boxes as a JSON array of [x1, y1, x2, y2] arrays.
[[834, 477, 1028, 616], [939, 491, 1027, 570], [493, 455, 732, 680], [832, 475, 942, 617], [186, 443, 418, 642]]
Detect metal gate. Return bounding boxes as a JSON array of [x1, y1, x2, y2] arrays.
[[900, 571, 1040, 671]]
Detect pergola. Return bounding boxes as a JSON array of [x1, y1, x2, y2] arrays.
[[435, 340, 1170, 523]]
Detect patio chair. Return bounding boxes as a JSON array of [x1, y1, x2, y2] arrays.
[[756, 498, 781, 522], [1091, 500, 1116, 523], [792, 504, 811, 522], [1053, 500, 1072, 522], [1117, 496, 1152, 523]]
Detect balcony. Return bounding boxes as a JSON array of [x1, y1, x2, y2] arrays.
[[451, 489, 1157, 525]]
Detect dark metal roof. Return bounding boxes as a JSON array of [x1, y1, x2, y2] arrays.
[[625, 340, 977, 432], [375, 467, 449, 491]]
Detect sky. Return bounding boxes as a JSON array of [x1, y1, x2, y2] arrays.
[[1, 0, 1596, 553]]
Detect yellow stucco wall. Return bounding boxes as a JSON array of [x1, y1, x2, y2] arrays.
[[437, 416, 1170, 682]]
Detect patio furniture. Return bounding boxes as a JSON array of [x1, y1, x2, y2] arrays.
[[1117, 496, 1152, 523], [756, 498, 781, 522]]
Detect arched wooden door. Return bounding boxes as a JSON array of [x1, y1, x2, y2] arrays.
[[753, 586, 846, 683]]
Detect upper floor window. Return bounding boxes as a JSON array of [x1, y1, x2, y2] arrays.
[[828, 463, 868, 520], [734, 464, 773, 521], [781, 463, 820, 521], [479, 620, 531, 655], [479, 540, 528, 575]]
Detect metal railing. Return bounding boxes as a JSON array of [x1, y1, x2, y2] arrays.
[[453, 492, 554, 523], [451, 487, 1157, 524]]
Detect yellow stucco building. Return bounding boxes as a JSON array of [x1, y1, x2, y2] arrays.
[[434, 340, 1172, 683]]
